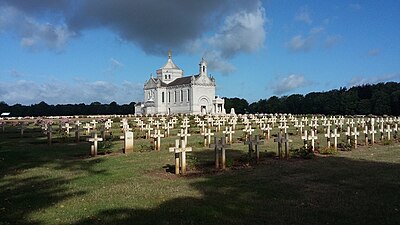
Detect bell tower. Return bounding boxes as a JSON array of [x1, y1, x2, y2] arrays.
[[199, 58, 207, 76]]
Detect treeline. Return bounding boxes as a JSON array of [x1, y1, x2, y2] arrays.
[[0, 101, 135, 117], [224, 82, 400, 116]]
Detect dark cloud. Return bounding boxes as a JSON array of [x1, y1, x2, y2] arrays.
[[0, 0, 266, 74]]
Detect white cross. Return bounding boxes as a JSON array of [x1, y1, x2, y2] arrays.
[[308, 129, 318, 151], [83, 123, 92, 135], [351, 127, 359, 148], [90, 120, 98, 129], [87, 132, 103, 157], [151, 129, 165, 151], [204, 128, 214, 147], [177, 128, 191, 146], [222, 126, 235, 144], [385, 124, 392, 140], [331, 128, 340, 150]]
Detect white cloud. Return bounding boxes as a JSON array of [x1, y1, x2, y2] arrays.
[[295, 6, 312, 24], [203, 50, 236, 75], [347, 73, 400, 87], [0, 79, 143, 105], [208, 4, 266, 58], [0, 6, 75, 52], [271, 74, 309, 95], [287, 27, 342, 52]]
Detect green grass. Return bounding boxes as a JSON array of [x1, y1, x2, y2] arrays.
[[0, 122, 400, 225]]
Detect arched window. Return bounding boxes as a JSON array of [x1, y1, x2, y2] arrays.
[[162, 92, 165, 103], [180, 90, 183, 102], [187, 89, 190, 102], [174, 91, 177, 103], [165, 75, 167, 79], [203, 66, 205, 72]]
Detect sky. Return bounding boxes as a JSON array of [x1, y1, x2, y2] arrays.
[[0, 0, 399, 105]]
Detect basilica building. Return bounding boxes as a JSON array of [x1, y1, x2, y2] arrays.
[[135, 52, 225, 115]]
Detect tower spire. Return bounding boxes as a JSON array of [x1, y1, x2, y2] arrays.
[[168, 50, 172, 59]]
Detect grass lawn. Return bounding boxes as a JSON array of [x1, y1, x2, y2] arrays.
[[1, 121, 400, 225]]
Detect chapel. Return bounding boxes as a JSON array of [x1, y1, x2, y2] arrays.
[[135, 52, 225, 115]]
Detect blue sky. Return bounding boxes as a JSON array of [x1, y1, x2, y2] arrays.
[[0, 0, 399, 105]]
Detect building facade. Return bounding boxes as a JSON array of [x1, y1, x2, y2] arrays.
[[135, 52, 225, 115]]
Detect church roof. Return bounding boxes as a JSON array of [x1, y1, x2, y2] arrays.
[[160, 51, 180, 70], [167, 75, 198, 86]]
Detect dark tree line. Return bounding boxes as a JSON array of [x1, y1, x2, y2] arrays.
[[224, 82, 400, 116], [0, 101, 135, 117], [1, 82, 399, 117]]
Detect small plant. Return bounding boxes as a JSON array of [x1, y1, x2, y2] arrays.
[[338, 142, 352, 151], [382, 139, 393, 145], [291, 146, 315, 159], [319, 147, 337, 155], [187, 155, 199, 170], [137, 142, 153, 152], [226, 158, 234, 167]]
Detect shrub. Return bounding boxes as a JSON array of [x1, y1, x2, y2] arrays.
[[382, 139, 393, 145], [319, 147, 337, 155], [291, 146, 315, 159], [338, 142, 352, 151]]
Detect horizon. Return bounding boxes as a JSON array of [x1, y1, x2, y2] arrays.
[[1, 0, 399, 105]]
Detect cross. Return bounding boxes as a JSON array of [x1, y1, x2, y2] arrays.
[[143, 124, 153, 139], [394, 123, 398, 139], [90, 120, 98, 129], [177, 128, 191, 146], [274, 131, 288, 159], [210, 136, 230, 169], [203, 128, 214, 147], [297, 121, 305, 136], [228, 119, 237, 130], [75, 121, 82, 142], [137, 120, 145, 131], [180, 121, 190, 132], [242, 125, 254, 140], [62, 123, 72, 136], [166, 121, 174, 137], [245, 135, 264, 161], [324, 125, 331, 147], [331, 128, 340, 150], [83, 123, 92, 135], [308, 129, 318, 151], [105, 119, 113, 128], [46, 124, 53, 145], [151, 129, 165, 151], [278, 122, 289, 134], [369, 123, 377, 144], [261, 123, 272, 140], [351, 127, 359, 148], [214, 119, 222, 132], [197, 120, 206, 134], [349, 119, 355, 128], [153, 120, 161, 129], [385, 124, 392, 141], [168, 139, 192, 175], [301, 130, 308, 148], [87, 132, 103, 157], [363, 125, 369, 145], [345, 126, 352, 145], [222, 126, 235, 144]]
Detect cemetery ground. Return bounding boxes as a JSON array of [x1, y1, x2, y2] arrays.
[[1, 119, 400, 225]]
